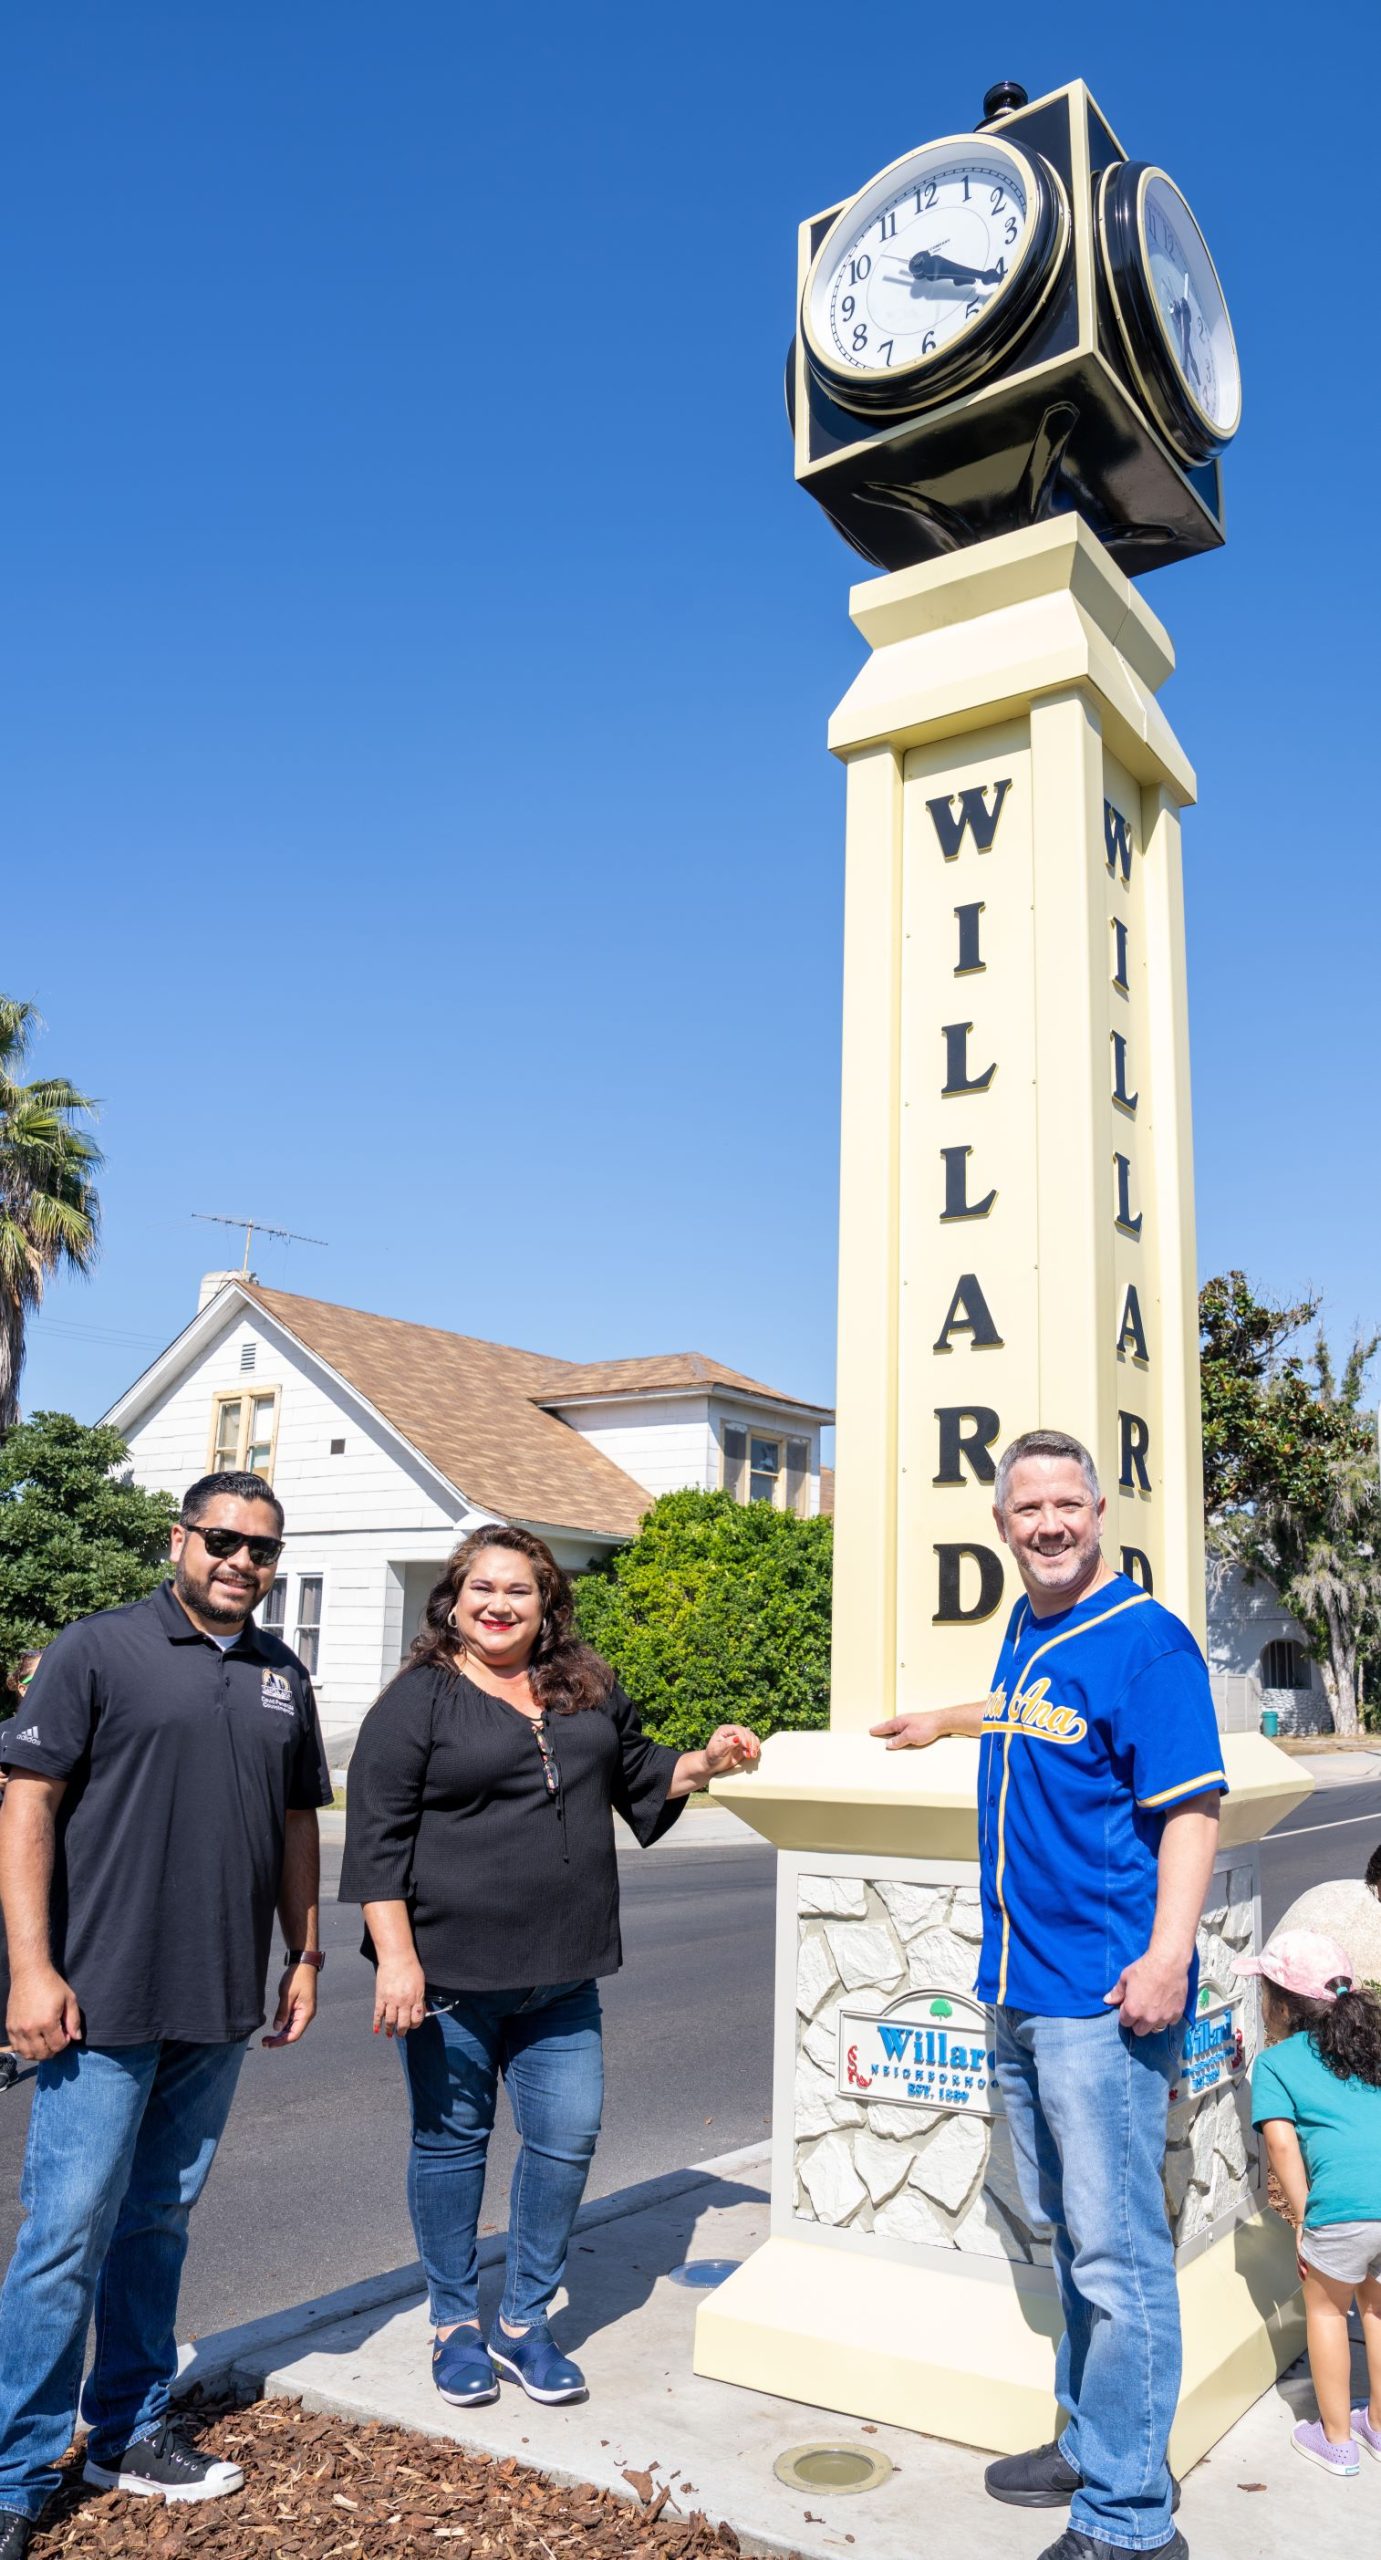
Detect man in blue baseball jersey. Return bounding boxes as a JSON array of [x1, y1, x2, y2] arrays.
[[874, 1428, 1226, 2560]]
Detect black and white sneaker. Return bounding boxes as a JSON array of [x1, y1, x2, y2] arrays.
[[83, 2416, 245, 2503], [0, 2510, 34, 2558]]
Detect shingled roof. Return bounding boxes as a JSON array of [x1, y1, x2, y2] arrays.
[[242, 1285, 651, 1540], [534, 1350, 829, 1412], [238, 1285, 828, 1541]]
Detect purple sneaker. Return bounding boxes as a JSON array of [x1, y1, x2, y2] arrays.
[[1292, 2418, 1358, 2476], [1352, 2406, 1381, 2463]]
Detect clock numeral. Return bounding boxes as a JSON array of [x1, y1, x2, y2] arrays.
[[994, 255, 1006, 280], [1004, 215, 1018, 244], [922, 329, 937, 354], [878, 209, 897, 242], [878, 337, 894, 365], [965, 299, 981, 319], [961, 176, 970, 202], [847, 253, 872, 285], [852, 323, 868, 352], [990, 185, 1006, 212], [841, 294, 855, 319]]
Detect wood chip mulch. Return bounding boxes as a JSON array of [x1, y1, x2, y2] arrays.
[[28, 2392, 786, 2560]]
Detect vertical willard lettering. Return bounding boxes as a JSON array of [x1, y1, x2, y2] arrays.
[[941, 1022, 997, 1095], [1111, 915, 1130, 993], [1118, 1411, 1152, 1493], [954, 902, 985, 974], [1111, 1031, 1139, 1114], [1104, 799, 1134, 885], [927, 779, 1012, 861], [933, 1274, 1004, 1351], [933, 1544, 1007, 1622], [1115, 1283, 1150, 1363], [941, 1148, 997, 1221], [933, 1407, 1001, 1485], [1121, 1545, 1154, 1592], [1114, 1152, 1142, 1237]]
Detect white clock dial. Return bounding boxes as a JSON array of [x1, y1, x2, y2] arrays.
[[1141, 173, 1239, 440], [1097, 161, 1241, 462], [802, 132, 1067, 415]]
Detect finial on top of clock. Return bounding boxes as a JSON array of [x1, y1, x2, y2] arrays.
[[980, 80, 1028, 124]]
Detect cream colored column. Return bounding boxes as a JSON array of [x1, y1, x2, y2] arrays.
[[829, 744, 904, 1732], [825, 518, 1199, 1722], [697, 519, 1312, 2462]]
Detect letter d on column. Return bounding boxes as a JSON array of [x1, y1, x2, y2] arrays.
[[933, 1545, 1006, 1622]]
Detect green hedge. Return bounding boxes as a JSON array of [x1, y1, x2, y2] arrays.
[[574, 1487, 832, 1751]]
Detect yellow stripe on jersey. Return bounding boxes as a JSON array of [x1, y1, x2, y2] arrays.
[[1136, 1769, 1227, 1809]]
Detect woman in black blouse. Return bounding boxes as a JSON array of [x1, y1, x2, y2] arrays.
[[340, 1523, 759, 2412]]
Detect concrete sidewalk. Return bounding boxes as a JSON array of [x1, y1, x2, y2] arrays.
[[180, 2145, 1365, 2560]]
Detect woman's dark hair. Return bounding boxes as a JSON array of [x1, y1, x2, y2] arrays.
[[1264, 1976, 1381, 2089], [408, 1523, 613, 1716], [1365, 1838, 1381, 1896]]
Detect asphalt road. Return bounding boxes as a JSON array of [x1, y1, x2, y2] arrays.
[[0, 1829, 779, 2342], [2, 1777, 1378, 2346]]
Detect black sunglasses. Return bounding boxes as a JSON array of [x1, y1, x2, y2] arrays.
[[183, 1523, 284, 1568]]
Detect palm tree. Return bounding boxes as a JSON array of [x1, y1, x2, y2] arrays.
[[0, 998, 102, 1434]]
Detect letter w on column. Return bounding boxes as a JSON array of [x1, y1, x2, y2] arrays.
[[927, 779, 1012, 861]]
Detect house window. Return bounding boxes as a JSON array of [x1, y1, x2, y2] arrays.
[[750, 1436, 781, 1505], [722, 1425, 748, 1501], [209, 1388, 280, 1481], [1260, 1639, 1309, 1692], [722, 1423, 812, 1514], [260, 1578, 287, 1636], [295, 1576, 323, 1676]]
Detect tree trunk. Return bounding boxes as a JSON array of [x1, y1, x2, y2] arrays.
[[1322, 1595, 1360, 1736], [0, 1298, 23, 1438]]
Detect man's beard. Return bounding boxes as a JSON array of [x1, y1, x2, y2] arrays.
[[175, 1556, 252, 1626]]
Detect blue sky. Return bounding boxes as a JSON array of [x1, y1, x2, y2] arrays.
[[7, 0, 1377, 1429]]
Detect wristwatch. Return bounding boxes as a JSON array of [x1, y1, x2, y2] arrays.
[[282, 1949, 326, 1971]]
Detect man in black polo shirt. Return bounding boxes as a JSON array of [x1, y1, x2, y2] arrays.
[[0, 1472, 331, 2555]]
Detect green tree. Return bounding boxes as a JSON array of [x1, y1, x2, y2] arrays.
[[0, 999, 102, 1434], [574, 1487, 832, 1752], [0, 1412, 177, 1682], [1200, 1273, 1381, 1734]]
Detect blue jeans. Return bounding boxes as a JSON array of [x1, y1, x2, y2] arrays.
[[0, 2038, 246, 2521], [398, 1980, 603, 2332], [996, 2006, 1182, 2555]]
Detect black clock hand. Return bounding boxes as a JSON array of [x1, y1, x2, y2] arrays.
[[1170, 289, 1203, 390], [905, 249, 1003, 288]]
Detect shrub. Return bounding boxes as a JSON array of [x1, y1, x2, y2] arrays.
[[574, 1487, 831, 1751]]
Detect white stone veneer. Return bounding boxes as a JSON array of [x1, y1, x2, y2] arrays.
[[793, 1870, 1260, 2259]]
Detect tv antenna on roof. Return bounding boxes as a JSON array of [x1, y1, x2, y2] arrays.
[[193, 1214, 329, 1276]]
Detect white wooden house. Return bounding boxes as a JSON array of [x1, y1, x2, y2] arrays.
[[103, 1276, 832, 1761]]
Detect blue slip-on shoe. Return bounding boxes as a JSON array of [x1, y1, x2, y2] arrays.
[[488, 2321, 587, 2404], [433, 2327, 500, 2407]]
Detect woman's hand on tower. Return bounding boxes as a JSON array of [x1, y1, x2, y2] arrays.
[[703, 1724, 762, 1778]]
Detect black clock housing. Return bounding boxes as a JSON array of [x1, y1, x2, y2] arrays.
[[789, 80, 1232, 579]]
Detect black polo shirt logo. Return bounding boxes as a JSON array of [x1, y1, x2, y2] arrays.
[[260, 1668, 295, 1714]]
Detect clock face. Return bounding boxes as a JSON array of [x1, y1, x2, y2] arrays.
[[1097, 162, 1241, 461], [802, 133, 1067, 415], [1140, 173, 1239, 442]]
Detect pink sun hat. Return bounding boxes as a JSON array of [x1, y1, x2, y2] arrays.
[[1234, 1928, 1356, 2001]]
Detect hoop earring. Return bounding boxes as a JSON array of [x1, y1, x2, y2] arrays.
[[446, 1608, 460, 1632]]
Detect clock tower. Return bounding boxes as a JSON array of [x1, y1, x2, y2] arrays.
[[695, 79, 1313, 2474]]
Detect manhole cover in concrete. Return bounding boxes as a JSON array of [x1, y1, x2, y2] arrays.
[[773, 2444, 894, 2494], [668, 2258, 741, 2288]]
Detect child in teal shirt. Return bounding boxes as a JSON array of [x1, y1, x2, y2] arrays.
[[1239, 1927, 1381, 2478]]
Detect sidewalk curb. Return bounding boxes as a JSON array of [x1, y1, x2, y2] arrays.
[[176, 2139, 772, 2399]]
